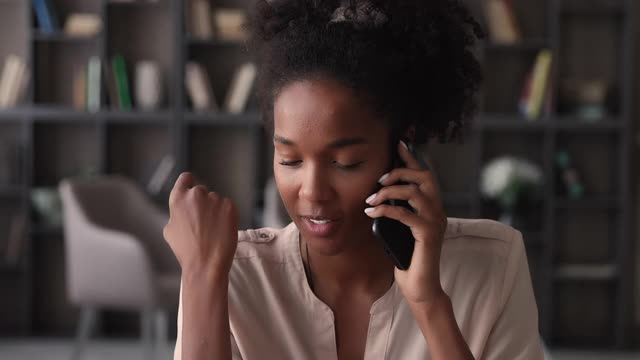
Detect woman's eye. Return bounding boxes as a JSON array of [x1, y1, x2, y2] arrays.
[[334, 161, 364, 170], [279, 160, 301, 167]]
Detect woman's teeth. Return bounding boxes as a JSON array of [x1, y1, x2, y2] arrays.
[[309, 219, 332, 224]]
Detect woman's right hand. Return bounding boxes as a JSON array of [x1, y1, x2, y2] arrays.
[[163, 172, 239, 280]]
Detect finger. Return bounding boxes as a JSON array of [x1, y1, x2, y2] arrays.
[[365, 183, 435, 216], [364, 203, 425, 229], [378, 168, 441, 199], [173, 172, 196, 193], [398, 141, 422, 170]]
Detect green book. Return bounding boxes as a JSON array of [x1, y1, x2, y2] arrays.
[[112, 55, 132, 111]]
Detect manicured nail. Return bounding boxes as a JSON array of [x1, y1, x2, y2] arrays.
[[378, 173, 390, 184], [400, 140, 409, 151], [365, 193, 377, 204], [364, 207, 375, 214]]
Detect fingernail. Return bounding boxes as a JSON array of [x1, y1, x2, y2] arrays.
[[400, 140, 409, 151], [378, 173, 389, 183], [364, 207, 375, 214], [365, 193, 377, 204]]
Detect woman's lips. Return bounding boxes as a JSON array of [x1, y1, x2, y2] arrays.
[[301, 217, 342, 238]]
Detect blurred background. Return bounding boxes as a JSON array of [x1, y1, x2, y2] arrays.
[[0, 0, 639, 359]]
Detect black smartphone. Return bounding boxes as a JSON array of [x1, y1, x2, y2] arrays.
[[371, 140, 418, 271]]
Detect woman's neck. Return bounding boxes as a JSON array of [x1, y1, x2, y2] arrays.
[[301, 230, 395, 302]]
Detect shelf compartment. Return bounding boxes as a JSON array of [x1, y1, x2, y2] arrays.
[[553, 281, 615, 347], [32, 123, 100, 187], [106, 123, 172, 187], [107, 1, 176, 110], [0, 123, 25, 187], [553, 207, 618, 264], [555, 132, 619, 198]]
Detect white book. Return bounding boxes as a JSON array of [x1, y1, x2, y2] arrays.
[[87, 56, 102, 113], [224, 62, 256, 114], [5, 57, 26, 108], [186, 61, 216, 111], [0, 55, 20, 108], [191, 0, 213, 39]]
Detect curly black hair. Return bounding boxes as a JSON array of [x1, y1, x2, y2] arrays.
[[247, 0, 485, 145]]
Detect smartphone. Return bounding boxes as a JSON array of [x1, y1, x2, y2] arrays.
[[371, 140, 421, 271]]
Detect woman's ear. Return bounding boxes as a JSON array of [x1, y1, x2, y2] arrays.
[[403, 125, 416, 145]]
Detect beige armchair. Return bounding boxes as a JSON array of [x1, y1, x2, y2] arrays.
[[58, 174, 179, 360]]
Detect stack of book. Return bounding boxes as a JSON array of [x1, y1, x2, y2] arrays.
[[0, 55, 29, 109], [185, 61, 256, 114], [73, 54, 135, 112]]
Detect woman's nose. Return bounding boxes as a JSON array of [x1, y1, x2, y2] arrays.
[[299, 166, 335, 202]]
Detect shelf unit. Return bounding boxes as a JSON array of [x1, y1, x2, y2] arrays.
[[0, 0, 635, 347], [426, 0, 634, 347], [0, 0, 264, 337]]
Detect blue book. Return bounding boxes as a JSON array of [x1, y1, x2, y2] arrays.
[[32, 0, 53, 34], [43, 0, 60, 31]]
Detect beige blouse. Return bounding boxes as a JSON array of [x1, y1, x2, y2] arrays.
[[174, 217, 545, 359]]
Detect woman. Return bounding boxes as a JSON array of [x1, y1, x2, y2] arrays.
[[164, 0, 544, 359]]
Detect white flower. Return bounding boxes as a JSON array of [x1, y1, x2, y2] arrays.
[[481, 156, 543, 198]]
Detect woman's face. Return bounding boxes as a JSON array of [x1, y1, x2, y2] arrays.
[[273, 77, 391, 255]]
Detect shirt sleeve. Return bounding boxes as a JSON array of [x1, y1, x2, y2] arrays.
[[482, 229, 545, 360], [173, 280, 243, 360]]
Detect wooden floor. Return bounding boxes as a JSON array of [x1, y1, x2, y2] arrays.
[[1, 338, 639, 360]]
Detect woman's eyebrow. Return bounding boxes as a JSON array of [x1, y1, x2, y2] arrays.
[[273, 135, 368, 148]]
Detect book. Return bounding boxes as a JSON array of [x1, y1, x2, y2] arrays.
[[224, 62, 257, 114], [185, 61, 217, 111], [147, 154, 176, 195], [526, 49, 552, 120], [87, 56, 102, 112], [72, 66, 87, 111], [0, 55, 26, 109], [112, 55, 132, 110], [190, 0, 213, 39], [32, 0, 54, 34], [64, 13, 102, 37], [213, 8, 248, 42], [485, 0, 520, 44], [5, 212, 27, 266], [103, 61, 119, 109]]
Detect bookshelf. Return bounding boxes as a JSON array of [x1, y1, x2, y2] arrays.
[[426, 0, 635, 348], [0, 0, 635, 348]]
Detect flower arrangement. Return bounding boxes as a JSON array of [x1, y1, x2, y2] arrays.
[[480, 156, 544, 226]]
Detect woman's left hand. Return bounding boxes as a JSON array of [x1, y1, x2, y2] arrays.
[[364, 141, 448, 306]]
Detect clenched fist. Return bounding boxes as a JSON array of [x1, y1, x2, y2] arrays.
[[163, 172, 239, 280]]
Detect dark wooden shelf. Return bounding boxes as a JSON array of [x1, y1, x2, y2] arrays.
[[104, 110, 174, 123], [184, 111, 262, 126], [475, 114, 548, 131], [108, 0, 162, 6], [554, 264, 619, 281], [32, 31, 100, 43], [554, 197, 619, 209], [559, 0, 626, 15], [186, 36, 247, 47]]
